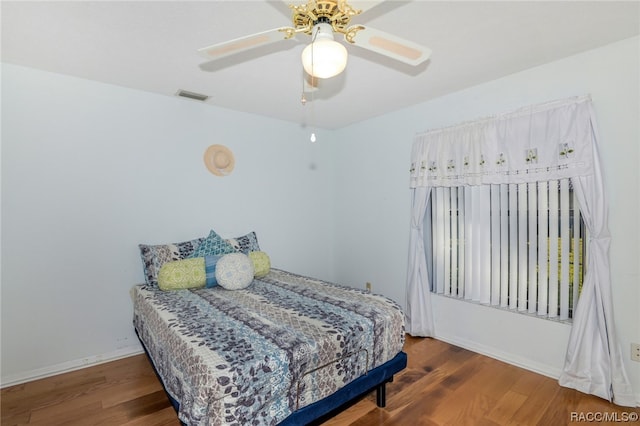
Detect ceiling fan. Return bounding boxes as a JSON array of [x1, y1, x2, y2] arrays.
[[197, 0, 432, 79]]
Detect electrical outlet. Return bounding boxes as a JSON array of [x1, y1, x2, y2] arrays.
[[632, 343, 640, 362], [365, 282, 372, 293]]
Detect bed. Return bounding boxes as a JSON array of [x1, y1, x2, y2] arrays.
[[133, 232, 406, 425]]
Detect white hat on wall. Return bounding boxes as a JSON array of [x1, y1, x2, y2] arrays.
[[204, 144, 235, 176]]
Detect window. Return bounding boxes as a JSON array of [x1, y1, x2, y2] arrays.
[[407, 97, 631, 403], [424, 178, 586, 321]]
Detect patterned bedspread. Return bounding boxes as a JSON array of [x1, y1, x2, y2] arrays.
[[132, 269, 405, 425]]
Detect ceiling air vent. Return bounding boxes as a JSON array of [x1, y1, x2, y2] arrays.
[[176, 89, 209, 102]]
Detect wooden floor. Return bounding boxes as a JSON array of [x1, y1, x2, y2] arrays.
[[2, 336, 638, 425]]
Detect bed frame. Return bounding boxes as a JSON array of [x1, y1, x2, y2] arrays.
[[137, 332, 407, 425]]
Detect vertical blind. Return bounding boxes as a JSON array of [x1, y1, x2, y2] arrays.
[[426, 180, 584, 319]]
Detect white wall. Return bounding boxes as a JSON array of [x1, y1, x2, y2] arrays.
[[1, 64, 337, 384], [332, 36, 639, 401]]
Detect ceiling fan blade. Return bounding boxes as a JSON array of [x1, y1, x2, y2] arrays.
[[198, 27, 296, 61], [346, 25, 432, 66], [338, 1, 384, 16]]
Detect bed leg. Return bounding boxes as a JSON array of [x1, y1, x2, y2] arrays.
[[376, 382, 387, 407]]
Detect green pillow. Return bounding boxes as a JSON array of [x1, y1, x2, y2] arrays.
[[249, 251, 270, 278], [157, 257, 206, 291]]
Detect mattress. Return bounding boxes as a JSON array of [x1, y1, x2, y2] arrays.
[[132, 268, 405, 425]]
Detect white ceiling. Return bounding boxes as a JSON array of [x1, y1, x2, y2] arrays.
[[2, 1, 639, 129]]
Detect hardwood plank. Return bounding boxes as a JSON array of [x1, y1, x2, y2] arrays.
[[510, 374, 560, 425], [321, 399, 379, 425], [28, 401, 104, 426], [2, 337, 638, 425], [120, 406, 182, 426], [428, 379, 498, 425], [100, 376, 165, 409], [485, 390, 528, 424]]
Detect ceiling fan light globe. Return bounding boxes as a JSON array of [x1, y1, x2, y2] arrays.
[[301, 39, 348, 79]]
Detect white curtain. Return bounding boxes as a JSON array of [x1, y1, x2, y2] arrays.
[[405, 95, 634, 405], [405, 186, 434, 336], [558, 108, 635, 406]]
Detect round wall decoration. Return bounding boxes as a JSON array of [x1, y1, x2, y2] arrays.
[[204, 144, 235, 176]]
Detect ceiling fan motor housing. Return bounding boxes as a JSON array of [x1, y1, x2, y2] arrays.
[[314, 15, 332, 26], [291, 0, 359, 35]]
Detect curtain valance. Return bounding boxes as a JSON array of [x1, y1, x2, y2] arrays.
[[409, 95, 595, 187]]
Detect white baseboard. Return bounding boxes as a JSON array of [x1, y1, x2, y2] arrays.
[[433, 331, 563, 380], [433, 333, 640, 407], [0, 344, 144, 388]]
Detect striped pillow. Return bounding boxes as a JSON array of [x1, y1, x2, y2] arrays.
[[204, 254, 223, 288]]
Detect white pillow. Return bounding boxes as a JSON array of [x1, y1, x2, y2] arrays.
[[215, 253, 254, 290]]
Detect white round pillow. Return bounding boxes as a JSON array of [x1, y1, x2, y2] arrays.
[[215, 253, 255, 290]]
